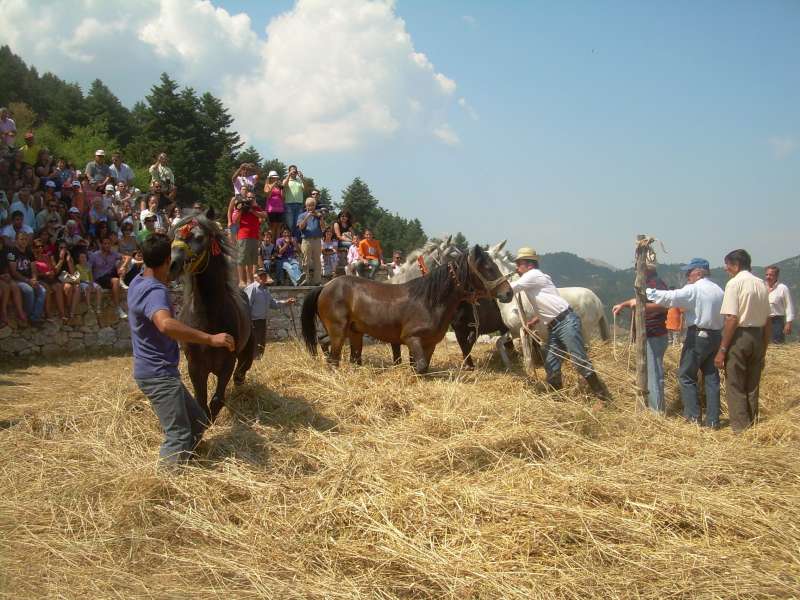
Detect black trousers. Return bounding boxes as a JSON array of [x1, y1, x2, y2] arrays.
[[252, 319, 267, 359]]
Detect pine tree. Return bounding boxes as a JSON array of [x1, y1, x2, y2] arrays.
[[84, 80, 133, 145], [339, 177, 379, 226]]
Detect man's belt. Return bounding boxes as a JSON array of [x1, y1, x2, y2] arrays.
[[548, 307, 573, 330], [688, 325, 720, 333]]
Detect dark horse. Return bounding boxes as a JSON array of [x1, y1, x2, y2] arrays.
[[169, 211, 254, 421], [301, 245, 513, 373], [452, 299, 516, 369]]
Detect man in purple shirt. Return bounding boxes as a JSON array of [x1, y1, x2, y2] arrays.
[[128, 233, 234, 466], [89, 236, 126, 318]]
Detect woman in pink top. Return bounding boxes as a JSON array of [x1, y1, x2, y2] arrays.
[[263, 170, 285, 242]]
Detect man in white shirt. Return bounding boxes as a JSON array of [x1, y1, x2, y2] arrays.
[[0, 107, 16, 148], [9, 187, 36, 232], [646, 258, 725, 428], [109, 152, 135, 186], [510, 247, 610, 401], [715, 249, 771, 433], [764, 265, 794, 344]]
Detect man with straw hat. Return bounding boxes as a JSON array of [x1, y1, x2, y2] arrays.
[[645, 258, 725, 428], [511, 247, 610, 401], [244, 267, 296, 359]]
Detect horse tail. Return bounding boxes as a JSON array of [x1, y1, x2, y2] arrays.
[[598, 314, 610, 341], [301, 286, 324, 354]]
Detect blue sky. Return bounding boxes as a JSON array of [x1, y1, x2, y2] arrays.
[[3, 0, 797, 267]]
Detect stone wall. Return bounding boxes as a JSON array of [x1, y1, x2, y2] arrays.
[[0, 286, 315, 358]]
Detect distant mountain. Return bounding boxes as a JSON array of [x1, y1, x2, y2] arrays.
[[585, 258, 619, 271], [538, 252, 800, 310]]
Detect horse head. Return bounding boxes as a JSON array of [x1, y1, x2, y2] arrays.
[[169, 209, 225, 281], [466, 245, 514, 303]]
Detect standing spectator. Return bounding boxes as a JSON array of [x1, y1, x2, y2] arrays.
[[90, 236, 126, 318], [715, 249, 771, 433], [7, 231, 45, 324], [258, 230, 275, 275], [612, 263, 669, 414], [282, 165, 305, 239], [10, 188, 36, 232], [127, 233, 234, 467], [85, 150, 113, 192], [333, 211, 353, 249], [109, 151, 135, 186], [34, 149, 56, 188], [54, 158, 74, 190], [0, 107, 16, 149], [15, 165, 39, 195], [231, 193, 266, 286], [357, 229, 385, 279], [510, 247, 610, 401], [76, 250, 102, 312], [297, 197, 323, 286], [21, 131, 41, 166], [764, 265, 794, 343], [647, 258, 725, 427], [665, 301, 684, 347], [321, 228, 338, 279], [275, 227, 302, 285], [244, 267, 296, 359], [232, 163, 259, 196], [263, 171, 285, 242], [148, 153, 176, 194]]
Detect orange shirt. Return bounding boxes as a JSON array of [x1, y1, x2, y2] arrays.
[[665, 307, 683, 331], [358, 238, 382, 260]]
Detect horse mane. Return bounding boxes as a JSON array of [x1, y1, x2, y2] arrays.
[[407, 251, 471, 308], [172, 213, 239, 300]]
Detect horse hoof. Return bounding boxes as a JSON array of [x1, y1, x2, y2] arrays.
[[234, 378, 245, 386]]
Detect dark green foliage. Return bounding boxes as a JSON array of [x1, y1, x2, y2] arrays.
[[452, 232, 469, 253]]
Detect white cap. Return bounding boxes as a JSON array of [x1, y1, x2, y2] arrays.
[[68, 206, 81, 214], [105, 184, 115, 191], [268, 171, 279, 178], [140, 209, 155, 221], [45, 180, 56, 188], [95, 149, 105, 156]]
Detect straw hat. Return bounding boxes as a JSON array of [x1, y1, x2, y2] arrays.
[[514, 247, 539, 262]]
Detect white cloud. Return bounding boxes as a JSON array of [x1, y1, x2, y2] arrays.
[[462, 15, 477, 27], [0, 0, 465, 154], [458, 97, 479, 121], [433, 124, 460, 146], [768, 136, 797, 159]]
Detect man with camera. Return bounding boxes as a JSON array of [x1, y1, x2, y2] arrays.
[[297, 197, 324, 286], [231, 192, 266, 287], [232, 163, 259, 196], [282, 165, 305, 240]]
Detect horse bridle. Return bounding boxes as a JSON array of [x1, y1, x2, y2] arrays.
[[467, 252, 513, 296], [171, 219, 222, 276]]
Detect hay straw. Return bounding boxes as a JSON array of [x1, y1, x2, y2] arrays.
[[1, 339, 799, 598]]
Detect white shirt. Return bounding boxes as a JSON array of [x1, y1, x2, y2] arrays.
[[720, 270, 770, 328], [109, 162, 135, 185], [646, 277, 725, 330], [768, 282, 795, 322], [510, 268, 569, 324], [1, 223, 33, 241], [9, 200, 36, 231]]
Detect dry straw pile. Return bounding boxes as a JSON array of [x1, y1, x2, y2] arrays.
[[1, 339, 799, 598]]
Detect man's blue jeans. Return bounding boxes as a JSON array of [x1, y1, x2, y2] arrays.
[[678, 327, 721, 427], [16, 281, 45, 320], [646, 334, 669, 413], [770, 316, 785, 344], [136, 376, 209, 464], [283, 203, 303, 241], [544, 310, 595, 386]]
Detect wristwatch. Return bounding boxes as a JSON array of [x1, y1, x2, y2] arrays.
[[719, 347, 727, 354]]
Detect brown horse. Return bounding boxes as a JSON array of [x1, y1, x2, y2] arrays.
[[301, 245, 513, 372]]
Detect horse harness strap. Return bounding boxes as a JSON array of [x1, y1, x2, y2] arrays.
[[466, 253, 512, 296], [172, 239, 211, 275]]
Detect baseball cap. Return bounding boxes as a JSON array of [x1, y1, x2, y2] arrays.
[[140, 209, 155, 221], [95, 149, 105, 156], [680, 258, 710, 272], [71, 180, 81, 188], [45, 180, 56, 188], [105, 184, 115, 191], [68, 206, 81, 214]]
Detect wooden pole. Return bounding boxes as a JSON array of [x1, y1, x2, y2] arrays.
[[515, 293, 536, 379], [634, 235, 649, 409]]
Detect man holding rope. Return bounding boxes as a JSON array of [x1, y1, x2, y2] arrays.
[[645, 258, 724, 427], [511, 247, 610, 401]]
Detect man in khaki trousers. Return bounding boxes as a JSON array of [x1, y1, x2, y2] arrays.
[[714, 249, 770, 433], [296, 197, 323, 286]]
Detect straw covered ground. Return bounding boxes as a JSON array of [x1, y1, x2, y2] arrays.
[[1, 338, 799, 599]]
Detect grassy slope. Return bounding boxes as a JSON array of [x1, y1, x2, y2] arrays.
[[1, 341, 799, 599]]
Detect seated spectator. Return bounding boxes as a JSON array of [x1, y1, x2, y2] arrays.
[[148, 153, 176, 195], [387, 251, 403, 277], [275, 227, 302, 286], [109, 151, 135, 186], [69, 180, 86, 214], [118, 221, 138, 257], [8, 149, 26, 183], [15, 165, 39, 194], [333, 210, 354, 249], [89, 236, 126, 318], [115, 180, 134, 205], [53, 241, 80, 320], [36, 193, 62, 231], [10, 187, 36, 231], [62, 217, 84, 248], [169, 206, 182, 226], [88, 196, 108, 238], [345, 231, 363, 276], [137, 210, 157, 244], [31, 238, 67, 322], [34, 149, 56, 186], [0, 160, 12, 193], [37, 224, 58, 256], [54, 158, 74, 190], [1, 210, 34, 246], [76, 250, 102, 313], [258, 230, 275, 275], [85, 149, 113, 192], [122, 248, 144, 287], [7, 231, 45, 324], [102, 183, 116, 210], [0, 239, 26, 326], [321, 227, 338, 279], [244, 267, 296, 359], [21, 131, 40, 166], [358, 229, 385, 279], [145, 192, 170, 229]]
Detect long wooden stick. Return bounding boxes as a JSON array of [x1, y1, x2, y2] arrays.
[[634, 235, 650, 409], [515, 293, 536, 378]]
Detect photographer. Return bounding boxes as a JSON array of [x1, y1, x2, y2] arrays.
[[282, 165, 304, 239], [231, 192, 266, 287], [297, 197, 324, 286], [232, 163, 259, 196], [148, 153, 176, 195]]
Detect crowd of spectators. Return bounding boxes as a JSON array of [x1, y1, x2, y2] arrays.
[[0, 111, 182, 327]]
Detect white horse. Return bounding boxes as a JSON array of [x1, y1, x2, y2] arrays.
[[485, 241, 610, 350], [388, 236, 463, 284]]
